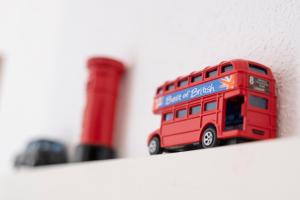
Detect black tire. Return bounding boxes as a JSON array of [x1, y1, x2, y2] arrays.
[[148, 137, 163, 155], [201, 127, 219, 148]]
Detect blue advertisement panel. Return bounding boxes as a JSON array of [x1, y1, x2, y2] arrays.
[[154, 75, 236, 109]]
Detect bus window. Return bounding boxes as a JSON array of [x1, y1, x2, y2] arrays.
[[166, 83, 175, 91], [206, 69, 217, 78], [191, 74, 202, 83], [178, 79, 188, 87], [189, 105, 201, 115], [249, 95, 268, 109], [157, 87, 163, 95], [221, 65, 233, 73], [205, 101, 217, 111], [249, 64, 268, 75], [176, 109, 187, 119], [163, 112, 173, 121]]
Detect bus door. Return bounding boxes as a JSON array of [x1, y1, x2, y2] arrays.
[[224, 95, 244, 131]]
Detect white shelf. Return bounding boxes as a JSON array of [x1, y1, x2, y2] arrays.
[[1, 137, 300, 200]]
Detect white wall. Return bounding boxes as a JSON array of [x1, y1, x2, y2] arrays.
[[0, 0, 299, 173]]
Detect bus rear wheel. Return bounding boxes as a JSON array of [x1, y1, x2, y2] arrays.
[[148, 137, 163, 155], [201, 127, 219, 148]]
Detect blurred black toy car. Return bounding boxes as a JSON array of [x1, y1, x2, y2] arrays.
[[14, 139, 68, 168]]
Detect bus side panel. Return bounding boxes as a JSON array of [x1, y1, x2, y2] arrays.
[[248, 110, 269, 127], [246, 110, 271, 139], [201, 113, 217, 131], [162, 130, 201, 147], [161, 117, 201, 146], [270, 97, 277, 138]]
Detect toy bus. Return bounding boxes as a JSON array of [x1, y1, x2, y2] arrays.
[[147, 59, 276, 155]]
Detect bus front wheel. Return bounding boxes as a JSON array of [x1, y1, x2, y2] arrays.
[[148, 137, 163, 155], [201, 127, 219, 148]]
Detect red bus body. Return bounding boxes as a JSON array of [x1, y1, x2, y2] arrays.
[[148, 59, 276, 150]]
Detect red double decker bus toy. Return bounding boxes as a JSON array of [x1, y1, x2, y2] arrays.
[[147, 59, 277, 155]]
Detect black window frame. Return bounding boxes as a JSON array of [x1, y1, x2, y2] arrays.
[[191, 74, 202, 83], [166, 83, 175, 91], [249, 95, 268, 110], [221, 64, 234, 73], [163, 112, 174, 121], [206, 69, 218, 78], [189, 105, 201, 115], [178, 79, 188, 87], [176, 108, 187, 119], [156, 87, 163, 95], [204, 101, 217, 111], [249, 64, 268, 75]]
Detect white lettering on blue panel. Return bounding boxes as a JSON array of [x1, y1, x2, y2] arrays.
[[155, 75, 236, 109]]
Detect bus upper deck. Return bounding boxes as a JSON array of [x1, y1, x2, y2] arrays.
[[153, 59, 276, 114]]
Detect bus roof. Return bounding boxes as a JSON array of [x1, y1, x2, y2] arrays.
[[156, 59, 274, 93]]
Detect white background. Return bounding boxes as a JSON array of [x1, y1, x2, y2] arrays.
[[0, 0, 299, 174]]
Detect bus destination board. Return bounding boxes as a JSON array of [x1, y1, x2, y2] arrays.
[[154, 75, 236, 109], [249, 76, 269, 93]]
